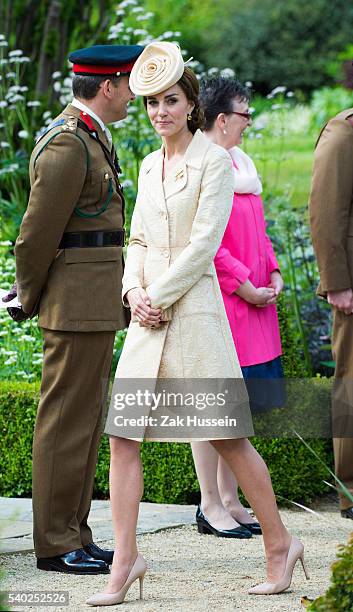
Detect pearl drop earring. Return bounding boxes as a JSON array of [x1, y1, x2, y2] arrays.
[[223, 129, 227, 135]]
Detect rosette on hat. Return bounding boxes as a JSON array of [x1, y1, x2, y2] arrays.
[[129, 41, 185, 96]]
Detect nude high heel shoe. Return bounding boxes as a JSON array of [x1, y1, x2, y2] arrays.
[[248, 536, 309, 595], [86, 554, 147, 606]]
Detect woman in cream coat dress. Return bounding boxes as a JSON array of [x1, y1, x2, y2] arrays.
[[86, 43, 306, 607]]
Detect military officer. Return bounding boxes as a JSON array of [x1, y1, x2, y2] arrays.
[[309, 108, 353, 520], [2, 44, 144, 573]]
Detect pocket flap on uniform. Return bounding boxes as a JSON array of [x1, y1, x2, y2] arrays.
[[64, 246, 120, 263]]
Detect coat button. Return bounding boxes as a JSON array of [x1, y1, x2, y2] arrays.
[[162, 250, 169, 258]]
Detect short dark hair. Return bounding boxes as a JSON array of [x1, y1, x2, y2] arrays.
[[199, 76, 250, 131], [143, 67, 204, 134], [72, 74, 121, 100]]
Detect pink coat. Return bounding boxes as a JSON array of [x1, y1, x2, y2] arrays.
[[215, 188, 282, 367]]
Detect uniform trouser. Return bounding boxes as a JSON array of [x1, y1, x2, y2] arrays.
[[332, 309, 353, 511], [32, 328, 116, 558]]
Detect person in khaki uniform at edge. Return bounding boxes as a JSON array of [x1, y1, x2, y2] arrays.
[[2, 44, 145, 573], [309, 107, 353, 521]]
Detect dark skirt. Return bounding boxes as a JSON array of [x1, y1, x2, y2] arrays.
[[241, 356, 285, 414]]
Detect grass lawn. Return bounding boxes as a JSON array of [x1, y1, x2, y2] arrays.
[[245, 132, 316, 208]]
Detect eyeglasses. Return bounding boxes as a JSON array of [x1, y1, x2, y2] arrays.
[[228, 111, 252, 121]]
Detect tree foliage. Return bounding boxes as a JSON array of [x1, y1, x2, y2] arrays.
[[196, 0, 353, 93]]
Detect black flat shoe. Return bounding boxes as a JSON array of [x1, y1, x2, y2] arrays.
[[341, 507, 353, 520], [196, 505, 252, 539], [83, 542, 114, 564], [237, 520, 262, 535], [37, 548, 110, 574]]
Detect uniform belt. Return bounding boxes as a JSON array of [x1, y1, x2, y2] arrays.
[[59, 229, 125, 249]]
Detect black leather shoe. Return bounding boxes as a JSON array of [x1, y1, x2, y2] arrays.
[[196, 505, 252, 538], [83, 542, 114, 564], [37, 548, 110, 574], [237, 520, 262, 535], [341, 507, 353, 520]]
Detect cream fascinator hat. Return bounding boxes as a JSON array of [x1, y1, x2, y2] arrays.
[[129, 41, 186, 96]]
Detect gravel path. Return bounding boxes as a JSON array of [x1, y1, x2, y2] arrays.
[[1, 501, 352, 612]]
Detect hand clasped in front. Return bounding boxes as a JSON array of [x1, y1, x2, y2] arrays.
[[1, 282, 30, 322], [126, 287, 163, 328]]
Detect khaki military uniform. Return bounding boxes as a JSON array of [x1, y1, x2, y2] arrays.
[[15, 104, 128, 557], [309, 108, 353, 511]]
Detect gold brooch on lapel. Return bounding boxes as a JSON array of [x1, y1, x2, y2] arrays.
[[175, 169, 184, 181]]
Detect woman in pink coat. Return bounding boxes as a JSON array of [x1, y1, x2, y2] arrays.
[[192, 75, 284, 538]]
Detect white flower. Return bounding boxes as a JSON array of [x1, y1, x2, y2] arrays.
[[220, 68, 235, 78], [119, 0, 137, 8], [0, 34, 6, 41], [45, 117, 53, 125], [8, 94, 25, 103], [63, 77, 72, 87], [20, 86, 28, 92], [0, 142, 10, 148], [0, 240, 12, 246], [286, 91, 294, 98], [255, 133, 263, 139], [0, 101, 8, 108], [133, 29, 147, 36], [42, 111, 52, 119], [116, 9, 125, 16], [161, 31, 174, 38], [245, 81, 253, 87], [0, 122, 4, 128], [8, 49, 23, 57], [18, 56, 30, 63], [122, 179, 133, 188], [53, 81, 61, 92], [27, 100, 41, 107], [0, 41, 8, 47], [6, 71, 16, 78], [270, 86, 286, 95], [52, 70, 62, 79], [18, 130, 29, 139], [131, 6, 144, 12], [0, 59, 9, 65], [4, 357, 17, 365], [173, 31, 181, 36], [8, 85, 21, 93], [271, 103, 282, 110]]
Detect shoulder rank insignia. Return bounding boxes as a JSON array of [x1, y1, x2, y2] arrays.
[[79, 111, 97, 134], [35, 118, 65, 143]]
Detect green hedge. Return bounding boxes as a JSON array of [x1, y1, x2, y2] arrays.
[[0, 380, 333, 504]]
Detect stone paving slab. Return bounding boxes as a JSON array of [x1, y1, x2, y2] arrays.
[[0, 498, 195, 554]]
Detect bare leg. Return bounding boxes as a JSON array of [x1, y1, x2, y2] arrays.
[[191, 441, 241, 529], [211, 438, 291, 582], [106, 436, 143, 593], [217, 456, 257, 524]]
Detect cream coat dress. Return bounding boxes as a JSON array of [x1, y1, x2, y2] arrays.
[[104, 129, 253, 441]]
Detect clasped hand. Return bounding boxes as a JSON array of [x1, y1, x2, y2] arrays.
[[327, 289, 353, 315], [236, 271, 284, 307], [126, 287, 162, 328]]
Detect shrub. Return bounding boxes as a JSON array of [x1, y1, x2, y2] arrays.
[[0, 381, 334, 504], [308, 533, 353, 611]]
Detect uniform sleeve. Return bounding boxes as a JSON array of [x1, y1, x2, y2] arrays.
[[121, 177, 147, 304], [15, 132, 87, 314], [309, 117, 353, 293], [214, 243, 250, 295], [146, 150, 234, 310]]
